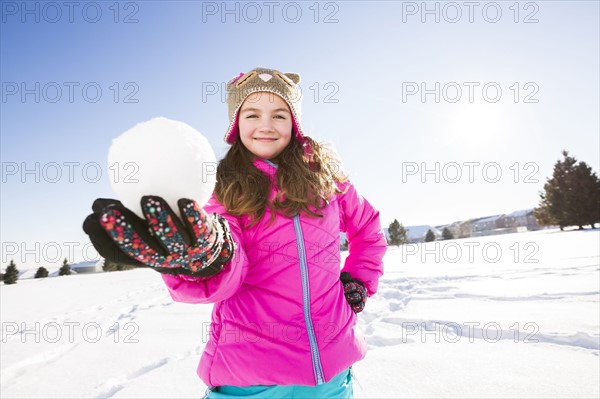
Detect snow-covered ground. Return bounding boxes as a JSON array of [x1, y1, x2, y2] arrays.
[[1, 228, 598, 398]]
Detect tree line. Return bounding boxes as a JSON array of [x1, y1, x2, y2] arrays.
[[1, 259, 135, 285], [2, 258, 72, 285], [386, 150, 599, 246]]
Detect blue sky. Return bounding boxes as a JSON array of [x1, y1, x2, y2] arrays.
[[1, 0, 599, 269]]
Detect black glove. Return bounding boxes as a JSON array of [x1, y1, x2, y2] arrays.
[[340, 272, 367, 314], [82, 196, 234, 278]]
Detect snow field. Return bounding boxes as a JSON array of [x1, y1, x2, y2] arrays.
[[1, 228, 598, 398]]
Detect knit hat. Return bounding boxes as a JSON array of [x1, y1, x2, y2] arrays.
[[224, 67, 304, 144]]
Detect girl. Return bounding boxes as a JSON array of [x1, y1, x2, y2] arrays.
[[83, 67, 387, 398]]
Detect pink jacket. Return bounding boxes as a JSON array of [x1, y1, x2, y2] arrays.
[[161, 158, 387, 387]]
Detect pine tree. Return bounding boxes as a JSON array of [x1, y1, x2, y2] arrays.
[[102, 259, 114, 272], [102, 260, 136, 272], [35, 267, 49, 278], [3, 260, 19, 285], [570, 161, 600, 229], [388, 219, 407, 246], [536, 150, 577, 230], [424, 229, 436, 242], [59, 258, 72, 276], [535, 151, 600, 230], [442, 227, 454, 240]]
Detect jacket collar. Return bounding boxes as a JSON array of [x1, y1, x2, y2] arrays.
[[253, 157, 278, 177]]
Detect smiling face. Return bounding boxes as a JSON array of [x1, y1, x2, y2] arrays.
[[238, 92, 293, 160]]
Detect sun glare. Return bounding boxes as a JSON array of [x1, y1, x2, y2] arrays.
[[450, 101, 510, 149]]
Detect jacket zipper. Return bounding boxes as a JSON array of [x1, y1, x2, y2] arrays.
[[262, 159, 325, 384], [293, 214, 325, 385]]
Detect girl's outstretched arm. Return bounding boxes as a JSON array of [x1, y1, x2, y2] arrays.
[[161, 193, 249, 304], [338, 180, 387, 296]]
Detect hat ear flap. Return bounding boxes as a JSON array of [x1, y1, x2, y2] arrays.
[[284, 73, 301, 85]]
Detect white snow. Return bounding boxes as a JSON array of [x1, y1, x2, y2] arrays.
[[1, 228, 598, 398]]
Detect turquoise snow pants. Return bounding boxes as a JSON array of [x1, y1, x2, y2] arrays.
[[204, 368, 353, 398]]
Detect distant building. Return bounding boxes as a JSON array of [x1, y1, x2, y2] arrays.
[[70, 260, 103, 274], [471, 214, 504, 233], [404, 225, 442, 243], [497, 209, 542, 231], [383, 208, 544, 243], [440, 220, 473, 239]]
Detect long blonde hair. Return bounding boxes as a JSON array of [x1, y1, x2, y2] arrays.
[[215, 136, 348, 226]]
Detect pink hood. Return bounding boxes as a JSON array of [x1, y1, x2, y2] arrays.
[[161, 158, 387, 387]]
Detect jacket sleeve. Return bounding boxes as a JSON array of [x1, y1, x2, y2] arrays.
[[160, 192, 249, 304], [338, 179, 387, 296]]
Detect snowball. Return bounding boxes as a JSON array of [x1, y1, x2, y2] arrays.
[[108, 117, 217, 219]]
